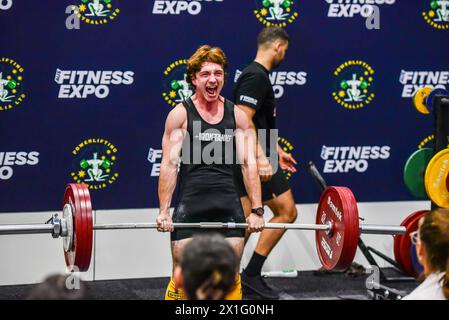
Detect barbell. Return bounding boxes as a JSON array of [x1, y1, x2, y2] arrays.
[[0, 184, 406, 272]]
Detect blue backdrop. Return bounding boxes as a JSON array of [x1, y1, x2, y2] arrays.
[[0, 0, 448, 212]]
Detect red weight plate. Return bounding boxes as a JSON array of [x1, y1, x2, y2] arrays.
[[393, 235, 405, 272], [339, 187, 360, 269], [79, 184, 93, 271], [399, 215, 420, 277], [75, 184, 86, 271], [76, 184, 88, 271], [393, 210, 427, 270], [393, 210, 428, 272], [74, 183, 91, 272], [63, 184, 93, 271], [394, 212, 410, 272], [63, 184, 85, 271], [315, 186, 359, 271], [400, 211, 428, 277]]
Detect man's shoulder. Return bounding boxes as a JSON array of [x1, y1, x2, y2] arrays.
[[238, 63, 269, 82], [167, 103, 187, 124], [172, 102, 188, 114]]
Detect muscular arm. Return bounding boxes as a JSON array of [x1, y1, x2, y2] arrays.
[[236, 104, 273, 182], [236, 105, 266, 159], [158, 105, 186, 218], [235, 107, 262, 209]]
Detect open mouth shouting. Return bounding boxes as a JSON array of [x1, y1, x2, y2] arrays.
[[205, 85, 218, 97]]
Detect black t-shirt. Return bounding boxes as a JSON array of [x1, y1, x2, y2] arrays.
[[232, 61, 276, 155]]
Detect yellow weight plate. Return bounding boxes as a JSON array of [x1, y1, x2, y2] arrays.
[[424, 148, 449, 208], [413, 87, 432, 114]]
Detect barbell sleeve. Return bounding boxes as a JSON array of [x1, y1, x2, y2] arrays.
[[0, 224, 54, 235], [359, 224, 405, 235]]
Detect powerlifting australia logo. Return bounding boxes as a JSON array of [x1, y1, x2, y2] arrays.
[[71, 139, 119, 190], [422, 0, 449, 30], [162, 59, 193, 107], [71, 0, 120, 25], [332, 60, 375, 110], [418, 134, 449, 149], [253, 0, 299, 27], [0, 57, 26, 111]]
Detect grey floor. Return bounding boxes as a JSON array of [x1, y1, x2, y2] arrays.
[[0, 268, 418, 300]]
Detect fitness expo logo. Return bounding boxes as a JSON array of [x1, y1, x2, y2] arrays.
[[253, 0, 299, 27], [148, 147, 163, 177], [152, 0, 224, 15], [162, 59, 193, 107], [278, 136, 296, 180], [0, 152, 39, 180], [71, 0, 120, 25], [54, 69, 134, 99], [234, 69, 307, 99], [320, 145, 390, 173], [0, 57, 26, 111], [422, 0, 449, 30], [332, 60, 375, 109], [326, 0, 395, 18], [399, 70, 448, 98], [71, 139, 119, 189], [0, 0, 13, 10]]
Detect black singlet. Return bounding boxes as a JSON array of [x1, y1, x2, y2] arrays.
[[171, 97, 245, 241]]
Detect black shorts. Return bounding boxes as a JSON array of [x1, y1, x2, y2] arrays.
[[171, 190, 245, 241], [234, 167, 290, 202]]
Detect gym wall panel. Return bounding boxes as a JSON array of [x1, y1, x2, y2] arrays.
[[1, 1, 447, 212]]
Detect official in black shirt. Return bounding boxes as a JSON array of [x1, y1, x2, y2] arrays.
[[232, 27, 299, 299]]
